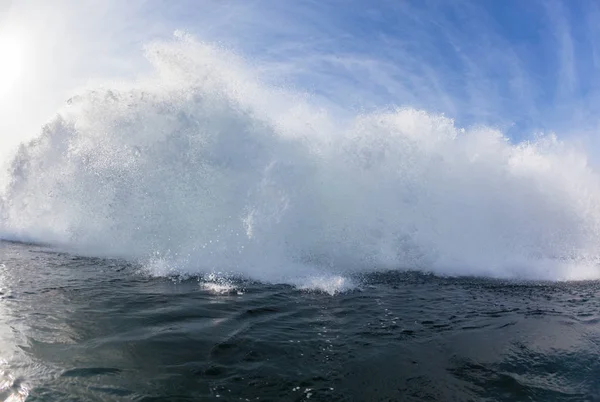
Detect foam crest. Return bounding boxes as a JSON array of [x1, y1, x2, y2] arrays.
[[1, 35, 600, 286]]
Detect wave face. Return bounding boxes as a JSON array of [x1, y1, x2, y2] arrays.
[[2, 35, 600, 286]]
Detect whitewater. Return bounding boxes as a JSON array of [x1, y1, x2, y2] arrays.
[[2, 34, 600, 289]]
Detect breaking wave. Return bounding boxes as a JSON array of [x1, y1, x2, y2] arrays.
[[2, 34, 600, 288]]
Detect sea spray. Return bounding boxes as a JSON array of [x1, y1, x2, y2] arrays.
[[1, 35, 600, 287]]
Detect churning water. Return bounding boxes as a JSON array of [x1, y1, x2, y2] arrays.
[[1, 35, 600, 401]]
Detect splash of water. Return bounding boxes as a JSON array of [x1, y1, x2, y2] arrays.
[[1, 34, 600, 288]]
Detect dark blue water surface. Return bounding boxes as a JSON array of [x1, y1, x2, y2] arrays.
[[1, 240, 600, 401]]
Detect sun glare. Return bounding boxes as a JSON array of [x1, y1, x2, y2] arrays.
[[0, 33, 25, 98]]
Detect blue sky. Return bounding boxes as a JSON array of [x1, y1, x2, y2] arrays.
[[171, 0, 599, 142], [2, 0, 600, 146]]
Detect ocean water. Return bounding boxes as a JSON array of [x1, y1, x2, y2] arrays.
[[2, 35, 600, 401], [2, 240, 600, 401]]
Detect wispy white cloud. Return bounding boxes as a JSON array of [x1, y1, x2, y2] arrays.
[[544, 0, 577, 98]]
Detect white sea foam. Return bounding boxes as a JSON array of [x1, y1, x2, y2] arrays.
[[200, 273, 241, 295], [1, 34, 600, 286]]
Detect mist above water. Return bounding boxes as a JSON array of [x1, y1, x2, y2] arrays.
[[1, 35, 600, 289]]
